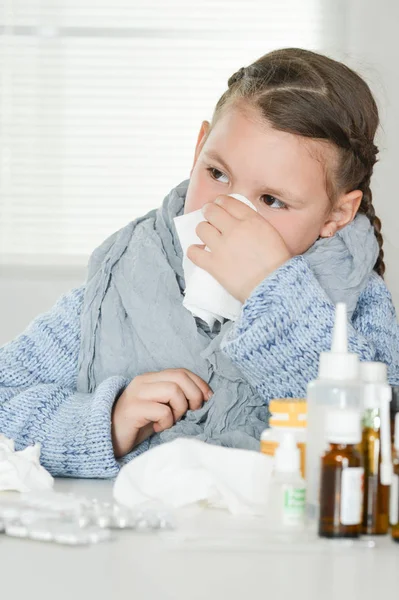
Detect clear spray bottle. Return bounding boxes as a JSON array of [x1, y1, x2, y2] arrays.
[[305, 303, 363, 521]]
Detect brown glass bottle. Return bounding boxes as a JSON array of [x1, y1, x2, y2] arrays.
[[361, 414, 390, 535], [319, 442, 363, 538], [392, 460, 399, 544], [391, 412, 399, 543]]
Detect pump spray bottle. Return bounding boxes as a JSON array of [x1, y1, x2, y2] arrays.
[[360, 361, 392, 535], [305, 303, 362, 521]]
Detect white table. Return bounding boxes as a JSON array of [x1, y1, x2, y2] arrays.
[[0, 478, 398, 600]]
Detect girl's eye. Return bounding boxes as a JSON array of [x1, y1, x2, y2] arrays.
[[207, 167, 229, 184], [261, 194, 287, 209]]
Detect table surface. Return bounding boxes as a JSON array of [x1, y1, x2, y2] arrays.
[[0, 478, 398, 600]]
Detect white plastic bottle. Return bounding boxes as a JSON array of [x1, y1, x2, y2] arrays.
[[305, 303, 363, 521], [266, 432, 306, 531]]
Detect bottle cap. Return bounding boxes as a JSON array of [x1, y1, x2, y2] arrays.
[[361, 362, 391, 410], [269, 399, 307, 429], [318, 303, 359, 381], [274, 432, 301, 473], [326, 408, 362, 444], [360, 361, 388, 383]]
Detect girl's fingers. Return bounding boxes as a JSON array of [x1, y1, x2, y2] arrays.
[[136, 381, 188, 422], [187, 244, 213, 273], [141, 369, 213, 406], [195, 221, 222, 250], [201, 201, 237, 234], [214, 195, 257, 220], [178, 369, 213, 402], [138, 401, 174, 433]]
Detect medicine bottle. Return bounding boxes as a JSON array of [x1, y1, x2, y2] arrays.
[[390, 413, 399, 543], [360, 361, 392, 535], [319, 408, 364, 539], [306, 304, 362, 521], [266, 432, 306, 531]]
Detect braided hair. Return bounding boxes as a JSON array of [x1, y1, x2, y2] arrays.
[[213, 48, 385, 276]]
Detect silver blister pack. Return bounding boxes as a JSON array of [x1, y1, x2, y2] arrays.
[[0, 490, 174, 545]]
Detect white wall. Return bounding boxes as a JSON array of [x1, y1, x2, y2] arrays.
[[0, 266, 85, 346], [344, 0, 399, 310], [0, 1, 398, 347]]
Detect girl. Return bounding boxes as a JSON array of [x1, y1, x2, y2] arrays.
[[1, 48, 398, 478]]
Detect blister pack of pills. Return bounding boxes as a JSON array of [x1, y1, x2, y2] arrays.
[[0, 490, 174, 545]]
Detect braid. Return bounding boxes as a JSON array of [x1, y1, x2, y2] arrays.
[[359, 183, 385, 277]]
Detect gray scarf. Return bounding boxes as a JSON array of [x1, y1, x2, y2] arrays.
[[77, 180, 379, 450]]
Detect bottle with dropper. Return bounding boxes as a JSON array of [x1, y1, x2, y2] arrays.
[[305, 303, 363, 521]]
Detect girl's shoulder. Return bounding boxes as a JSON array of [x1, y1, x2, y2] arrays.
[[354, 271, 398, 321]]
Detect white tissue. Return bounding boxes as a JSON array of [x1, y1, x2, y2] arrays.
[[0, 434, 54, 493], [113, 438, 273, 516], [174, 193, 257, 328]]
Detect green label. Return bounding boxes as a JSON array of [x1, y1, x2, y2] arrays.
[[284, 487, 305, 508]]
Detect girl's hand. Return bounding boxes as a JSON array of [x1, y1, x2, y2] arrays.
[[187, 195, 292, 303], [111, 369, 212, 458]]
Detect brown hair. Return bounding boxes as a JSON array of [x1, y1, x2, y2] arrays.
[[212, 48, 384, 276]]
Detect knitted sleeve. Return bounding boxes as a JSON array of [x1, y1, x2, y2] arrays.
[[221, 256, 399, 402], [0, 287, 134, 478]]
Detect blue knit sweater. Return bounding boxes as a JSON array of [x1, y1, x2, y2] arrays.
[[0, 256, 398, 478]]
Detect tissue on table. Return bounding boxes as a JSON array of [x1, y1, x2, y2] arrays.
[[0, 434, 54, 492], [174, 193, 257, 328], [113, 438, 273, 516]]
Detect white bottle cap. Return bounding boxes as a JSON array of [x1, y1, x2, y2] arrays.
[[361, 361, 388, 410], [318, 303, 359, 380], [360, 361, 388, 383], [274, 432, 301, 473], [326, 408, 362, 444]]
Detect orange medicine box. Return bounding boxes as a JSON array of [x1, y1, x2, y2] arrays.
[[260, 398, 307, 479]]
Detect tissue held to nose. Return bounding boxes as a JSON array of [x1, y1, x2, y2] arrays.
[[173, 193, 256, 327], [228, 193, 256, 210]]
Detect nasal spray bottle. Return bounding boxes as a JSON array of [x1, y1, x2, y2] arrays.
[[360, 362, 392, 535], [305, 303, 362, 521], [266, 432, 306, 531]]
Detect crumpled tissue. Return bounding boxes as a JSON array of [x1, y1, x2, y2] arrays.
[[0, 434, 54, 492], [113, 438, 273, 516], [174, 193, 257, 328]]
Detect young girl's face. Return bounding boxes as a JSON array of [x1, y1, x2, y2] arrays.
[[184, 106, 360, 256]]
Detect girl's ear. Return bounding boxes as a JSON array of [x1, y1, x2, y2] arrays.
[[319, 189, 363, 238], [190, 121, 211, 175]]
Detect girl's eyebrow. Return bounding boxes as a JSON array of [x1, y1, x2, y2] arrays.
[[204, 149, 306, 206], [204, 150, 232, 176]]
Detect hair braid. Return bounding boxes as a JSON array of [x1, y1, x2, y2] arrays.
[[358, 183, 385, 277]]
